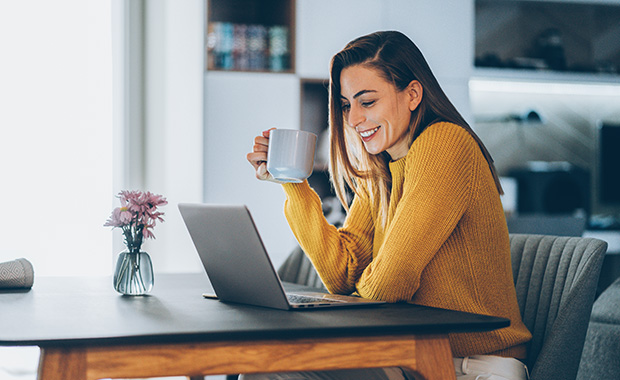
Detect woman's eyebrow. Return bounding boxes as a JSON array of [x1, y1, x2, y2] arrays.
[[340, 89, 377, 101], [353, 89, 376, 99]]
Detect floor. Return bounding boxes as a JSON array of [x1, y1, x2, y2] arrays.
[[0, 347, 225, 380], [0, 347, 38, 380]]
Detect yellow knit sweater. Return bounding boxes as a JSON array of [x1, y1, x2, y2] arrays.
[[282, 122, 532, 358]]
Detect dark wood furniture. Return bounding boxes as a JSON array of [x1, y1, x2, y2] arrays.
[[0, 273, 509, 380]]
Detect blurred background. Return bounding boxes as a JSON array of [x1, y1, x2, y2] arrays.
[[0, 0, 619, 283]]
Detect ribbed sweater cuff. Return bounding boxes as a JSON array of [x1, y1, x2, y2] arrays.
[[281, 181, 322, 209]]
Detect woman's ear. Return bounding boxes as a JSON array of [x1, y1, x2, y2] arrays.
[[407, 80, 423, 112]]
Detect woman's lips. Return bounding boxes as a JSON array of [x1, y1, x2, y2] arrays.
[[359, 126, 380, 141]]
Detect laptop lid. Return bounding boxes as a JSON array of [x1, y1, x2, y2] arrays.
[[178, 203, 385, 310], [179, 203, 291, 310]]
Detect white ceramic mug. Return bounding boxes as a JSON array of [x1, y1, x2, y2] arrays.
[[267, 129, 317, 183]]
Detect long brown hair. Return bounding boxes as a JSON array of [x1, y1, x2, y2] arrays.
[[328, 31, 502, 222]]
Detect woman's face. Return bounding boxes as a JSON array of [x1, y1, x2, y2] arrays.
[[339, 65, 421, 160]]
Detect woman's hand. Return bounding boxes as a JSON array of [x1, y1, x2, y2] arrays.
[[247, 128, 285, 183]]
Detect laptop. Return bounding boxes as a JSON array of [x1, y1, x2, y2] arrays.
[[178, 203, 385, 310]]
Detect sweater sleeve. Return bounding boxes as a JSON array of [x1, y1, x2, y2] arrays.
[[283, 124, 478, 301], [282, 181, 376, 295], [356, 125, 476, 301]]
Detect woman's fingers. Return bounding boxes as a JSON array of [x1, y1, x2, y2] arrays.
[[247, 151, 267, 170], [263, 127, 275, 138], [247, 134, 269, 169], [253, 138, 269, 153], [256, 161, 271, 180], [247, 128, 282, 183]]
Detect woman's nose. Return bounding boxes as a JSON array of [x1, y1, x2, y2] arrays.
[[347, 104, 365, 127]]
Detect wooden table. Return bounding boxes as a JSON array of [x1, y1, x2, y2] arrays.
[[0, 274, 509, 380]]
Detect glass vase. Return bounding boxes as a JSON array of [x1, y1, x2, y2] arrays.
[[113, 249, 154, 295]]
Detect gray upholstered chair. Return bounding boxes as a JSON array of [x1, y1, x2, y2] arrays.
[[277, 246, 327, 290], [509, 234, 607, 380], [278, 234, 608, 380], [576, 276, 620, 380]]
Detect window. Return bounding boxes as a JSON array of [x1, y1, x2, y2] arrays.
[[0, 1, 115, 276]]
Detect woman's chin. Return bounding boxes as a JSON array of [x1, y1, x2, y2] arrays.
[[362, 140, 384, 156]]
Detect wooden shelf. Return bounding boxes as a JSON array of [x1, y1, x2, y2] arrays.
[[206, 0, 295, 73], [472, 67, 620, 85]]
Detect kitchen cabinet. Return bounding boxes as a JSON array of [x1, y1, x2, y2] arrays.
[[471, 1, 620, 224], [475, 0, 620, 81]]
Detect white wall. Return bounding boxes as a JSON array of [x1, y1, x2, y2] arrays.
[[203, 72, 301, 266], [141, 0, 205, 273], [295, 0, 387, 79]]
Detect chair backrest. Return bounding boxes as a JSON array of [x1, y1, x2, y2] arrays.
[[277, 246, 326, 290], [510, 234, 607, 380]]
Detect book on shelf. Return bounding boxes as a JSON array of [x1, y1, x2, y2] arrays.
[[207, 22, 289, 72]]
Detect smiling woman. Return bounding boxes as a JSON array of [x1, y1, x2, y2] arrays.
[[0, 0, 115, 276], [246, 30, 532, 380]]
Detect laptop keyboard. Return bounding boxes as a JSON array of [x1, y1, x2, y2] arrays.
[[287, 294, 338, 304]]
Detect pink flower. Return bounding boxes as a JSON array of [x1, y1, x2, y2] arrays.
[[104, 207, 133, 227], [104, 190, 167, 250], [143, 227, 155, 240]]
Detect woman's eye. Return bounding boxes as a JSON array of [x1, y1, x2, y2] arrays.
[[361, 100, 375, 107], [341, 103, 350, 112]]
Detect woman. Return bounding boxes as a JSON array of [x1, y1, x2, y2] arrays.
[[246, 31, 531, 380]]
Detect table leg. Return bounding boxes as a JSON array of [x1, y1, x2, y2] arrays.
[[405, 335, 456, 380], [38, 347, 87, 380]]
